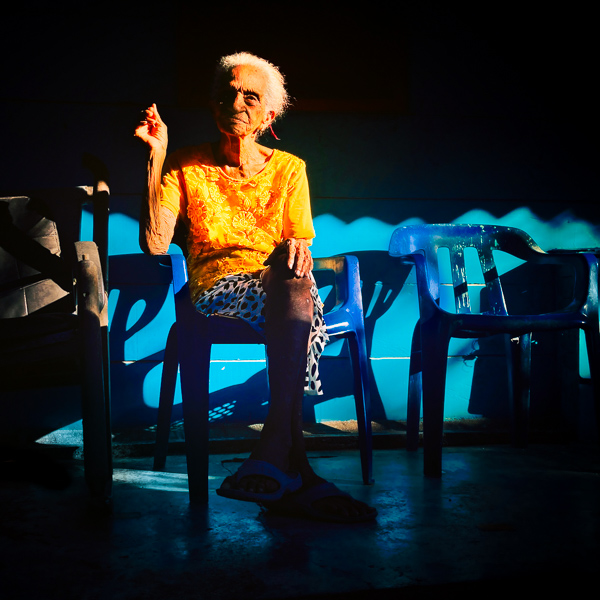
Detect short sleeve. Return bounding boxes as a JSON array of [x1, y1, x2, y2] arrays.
[[282, 160, 315, 243]]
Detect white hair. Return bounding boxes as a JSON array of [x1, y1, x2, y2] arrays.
[[212, 52, 291, 126]]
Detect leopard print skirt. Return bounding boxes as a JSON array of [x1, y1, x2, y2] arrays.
[[195, 272, 328, 395]]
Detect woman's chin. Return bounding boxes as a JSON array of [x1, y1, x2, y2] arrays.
[[217, 119, 244, 133]]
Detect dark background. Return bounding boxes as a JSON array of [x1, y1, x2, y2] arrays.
[[1, 0, 598, 433]]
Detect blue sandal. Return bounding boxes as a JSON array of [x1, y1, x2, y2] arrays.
[[216, 459, 302, 503]]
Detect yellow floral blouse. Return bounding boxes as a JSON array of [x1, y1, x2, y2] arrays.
[[160, 143, 315, 303]]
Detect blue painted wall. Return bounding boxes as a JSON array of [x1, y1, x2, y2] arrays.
[[104, 191, 599, 431], [2, 3, 597, 438]]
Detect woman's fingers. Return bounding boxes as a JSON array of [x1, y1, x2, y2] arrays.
[[146, 104, 161, 130], [286, 239, 297, 271], [297, 240, 313, 277], [134, 104, 168, 150], [287, 239, 312, 277], [150, 103, 162, 121], [264, 239, 312, 277]]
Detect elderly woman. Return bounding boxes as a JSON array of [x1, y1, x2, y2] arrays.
[[135, 52, 376, 522]]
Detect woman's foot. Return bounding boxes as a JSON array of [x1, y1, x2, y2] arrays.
[[217, 458, 302, 502], [219, 430, 294, 495]]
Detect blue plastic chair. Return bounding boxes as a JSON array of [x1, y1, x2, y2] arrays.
[[153, 253, 373, 502], [389, 224, 600, 477]]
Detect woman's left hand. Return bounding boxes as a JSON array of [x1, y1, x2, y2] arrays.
[[265, 238, 313, 278]]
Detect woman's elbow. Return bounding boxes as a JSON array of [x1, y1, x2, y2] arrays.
[[145, 242, 170, 255], [140, 233, 170, 255]]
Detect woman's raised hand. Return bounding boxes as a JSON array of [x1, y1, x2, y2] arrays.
[[135, 103, 168, 154]]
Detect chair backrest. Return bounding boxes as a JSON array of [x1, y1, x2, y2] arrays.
[[0, 192, 86, 317], [0, 155, 110, 318], [388, 224, 553, 316]]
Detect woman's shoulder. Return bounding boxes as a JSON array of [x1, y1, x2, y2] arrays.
[[269, 149, 306, 173]]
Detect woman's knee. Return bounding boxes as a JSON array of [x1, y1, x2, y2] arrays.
[[262, 263, 313, 293], [262, 267, 313, 318]]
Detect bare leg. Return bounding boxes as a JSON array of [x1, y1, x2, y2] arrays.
[[251, 259, 314, 472], [285, 371, 375, 520], [220, 259, 376, 519], [260, 258, 376, 519], [219, 255, 313, 494]]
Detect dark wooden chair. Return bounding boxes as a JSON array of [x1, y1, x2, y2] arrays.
[[0, 155, 112, 511]]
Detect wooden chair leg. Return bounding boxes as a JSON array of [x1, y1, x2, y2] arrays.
[[101, 325, 113, 478], [80, 262, 111, 506]]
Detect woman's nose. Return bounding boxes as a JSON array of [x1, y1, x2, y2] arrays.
[[232, 91, 246, 111]]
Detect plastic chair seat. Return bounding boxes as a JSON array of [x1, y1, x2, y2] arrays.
[[389, 224, 600, 477]]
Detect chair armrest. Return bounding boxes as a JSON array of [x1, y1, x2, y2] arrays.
[[167, 253, 189, 295], [526, 249, 600, 314], [167, 253, 202, 327], [314, 255, 361, 311], [80, 154, 110, 287], [314, 255, 367, 337], [75, 241, 105, 313], [334, 255, 363, 313]]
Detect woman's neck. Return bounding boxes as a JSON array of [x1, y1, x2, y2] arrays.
[[214, 134, 272, 179]]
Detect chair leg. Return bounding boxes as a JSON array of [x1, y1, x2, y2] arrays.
[[178, 320, 211, 503], [406, 321, 422, 451], [347, 331, 373, 484], [81, 318, 112, 506], [101, 324, 113, 480], [584, 326, 600, 442], [506, 333, 532, 448], [420, 320, 450, 477], [154, 324, 178, 471]]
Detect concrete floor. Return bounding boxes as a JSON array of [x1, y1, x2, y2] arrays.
[[1, 440, 599, 600]]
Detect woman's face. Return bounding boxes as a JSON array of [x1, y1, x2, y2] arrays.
[[213, 65, 274, 138]]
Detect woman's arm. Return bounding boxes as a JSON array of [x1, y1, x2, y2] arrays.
[[135, 104, 177, 255], [274, 159, 315, 276]]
